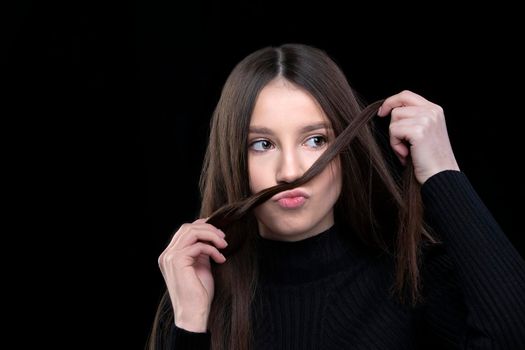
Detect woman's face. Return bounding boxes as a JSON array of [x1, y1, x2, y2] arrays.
[[248, 78, 342, 241]]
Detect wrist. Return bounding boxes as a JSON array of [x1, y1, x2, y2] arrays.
[[422, 163, 460, 184], [175, 311, 208, 333]]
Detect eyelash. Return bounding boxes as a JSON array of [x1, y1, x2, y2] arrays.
[[249, 135, 328, 153]]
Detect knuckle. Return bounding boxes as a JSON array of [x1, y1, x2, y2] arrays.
[[390, 109, 400, 121], [388, 123, 396, 132], [429, 106, 444, 119], [413, 126, 426, 139], [158, 254, 167, 267], [159, 251, 177, 266], [400, 89, 412, 97]]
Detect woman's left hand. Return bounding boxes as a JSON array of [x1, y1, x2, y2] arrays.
[[377, 90, 460, 184]]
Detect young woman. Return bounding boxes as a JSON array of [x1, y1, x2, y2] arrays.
[[148, 44, 525, 349]]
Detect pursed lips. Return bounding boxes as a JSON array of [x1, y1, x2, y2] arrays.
[[272, 189, 309, 209]]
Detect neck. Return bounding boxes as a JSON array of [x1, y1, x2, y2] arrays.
[[256, 223, 362, 285]]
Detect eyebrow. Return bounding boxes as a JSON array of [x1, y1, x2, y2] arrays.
[[249, 122, 331, 135]]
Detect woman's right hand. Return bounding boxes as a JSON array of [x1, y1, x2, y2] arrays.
[[158, 218, 228, 332]]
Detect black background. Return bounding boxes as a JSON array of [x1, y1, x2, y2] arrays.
[[7, 2, 524, 348]]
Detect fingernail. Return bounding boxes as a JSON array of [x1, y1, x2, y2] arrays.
[[219, 229, 226, 238], [378, 106, 383, 116]]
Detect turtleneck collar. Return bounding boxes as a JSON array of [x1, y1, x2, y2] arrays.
[[256, 223, 363, 285]]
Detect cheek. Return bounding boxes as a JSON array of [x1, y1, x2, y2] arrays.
[[248, 156, 268, 193], [325, 159, 343, 193]]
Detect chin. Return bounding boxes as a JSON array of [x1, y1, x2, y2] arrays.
[[254, 203, 334, 240], [257, 216, 324, 241]]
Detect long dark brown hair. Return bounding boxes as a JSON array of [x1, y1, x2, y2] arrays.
[[148, 43, 438, 349]]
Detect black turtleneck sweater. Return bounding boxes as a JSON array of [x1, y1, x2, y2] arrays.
[[168, 171, 525, 349]]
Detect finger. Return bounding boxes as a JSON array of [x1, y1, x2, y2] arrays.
[[390, 138, 410, 165], [165, 223, 191, 249], [183, 242, 227, 264], [390, 106, 430, 123], [389, 117, 422, 130], [378, 90, 430, 117], [177, 228, 228, 250], [192, 219, 225, 238], [388, 124, 412, 163], [167, 222, 225, 250]]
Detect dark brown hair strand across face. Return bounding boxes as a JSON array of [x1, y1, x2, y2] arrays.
[[206, 100, 384, 229]]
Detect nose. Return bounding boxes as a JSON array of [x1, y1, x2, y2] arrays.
[[276, 148, 304, 184]]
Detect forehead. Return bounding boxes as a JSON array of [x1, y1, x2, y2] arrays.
[[250, 79, 329, 127]]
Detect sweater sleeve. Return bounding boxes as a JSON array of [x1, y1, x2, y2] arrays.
[[420, 170, 525, 348], [166, 325, 211, 349]]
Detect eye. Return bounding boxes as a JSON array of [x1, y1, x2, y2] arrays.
[[304, 135, 327, 149], [250, 139, 274, 152]]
